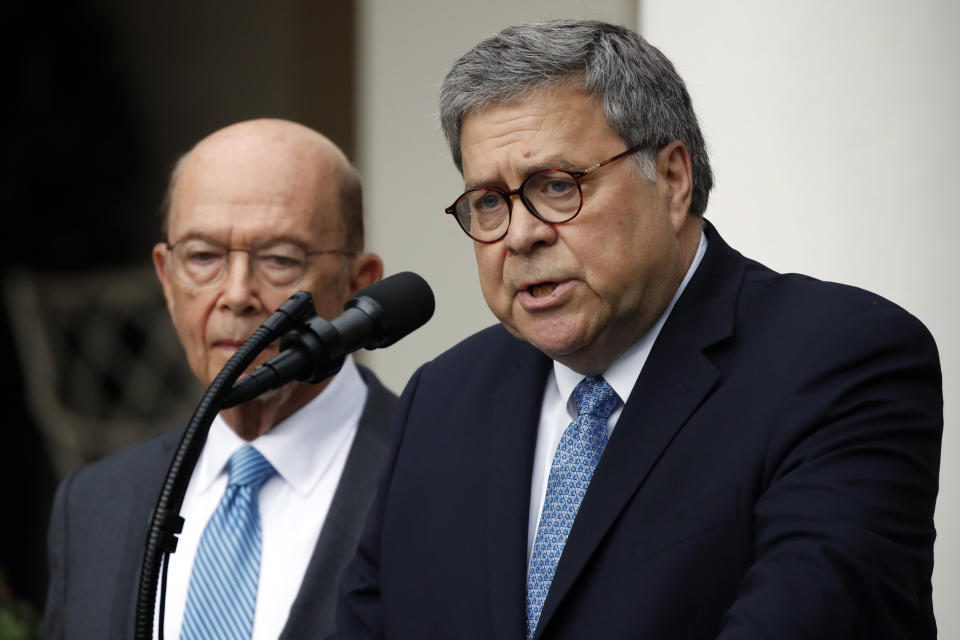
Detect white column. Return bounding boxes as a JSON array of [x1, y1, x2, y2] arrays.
[[641, 1, 960, 635]]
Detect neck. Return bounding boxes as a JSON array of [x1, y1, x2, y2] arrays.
[[220, 379, 329, 440]]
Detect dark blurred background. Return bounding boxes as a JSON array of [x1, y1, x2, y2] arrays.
[[1, 0, 356, 625]]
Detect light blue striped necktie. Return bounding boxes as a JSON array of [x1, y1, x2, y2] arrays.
[[526, 376, 619, 640], [181, 445, 277, 640]]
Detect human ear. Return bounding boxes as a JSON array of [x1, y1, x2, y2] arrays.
[[345, 253, 384, 297], [152, 242, 177, 316], [657, 141, 693, 229]]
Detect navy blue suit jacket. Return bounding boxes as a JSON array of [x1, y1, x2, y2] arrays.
[[338, 222, 942, 639]]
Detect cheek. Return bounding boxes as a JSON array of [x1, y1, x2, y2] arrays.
[[169, 289, 206, 345], [303, 272, 351, 321], [475, 246, 509, 310], [572, 229, 649, 309], [166, 289, 214, 381]]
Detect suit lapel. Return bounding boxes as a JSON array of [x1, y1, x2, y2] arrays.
[[534, 221, 745, 637], [280, 368, 394, 639], [485, 340, 553, 640]]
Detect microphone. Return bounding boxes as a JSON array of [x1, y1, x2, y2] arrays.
[[222, 271, 435, 407]]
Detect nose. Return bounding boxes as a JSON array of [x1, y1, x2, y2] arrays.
[[501, 198, 558, 255], [219, 251, 263, 315]]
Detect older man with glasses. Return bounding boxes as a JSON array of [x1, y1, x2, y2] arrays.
[[338, 19, 943, 640], [45, 118, 398, 639]]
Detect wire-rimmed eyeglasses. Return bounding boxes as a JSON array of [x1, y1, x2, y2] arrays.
[[163, 238, 358, 288], [444, 141, 649, 243]]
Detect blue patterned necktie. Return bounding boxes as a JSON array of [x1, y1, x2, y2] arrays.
[[526, 376, 619, 640], [181, 445, 277, 640]]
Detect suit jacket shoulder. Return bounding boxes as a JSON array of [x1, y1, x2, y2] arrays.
[[44, 428, 180, 639], [46, 367, 399, 640]]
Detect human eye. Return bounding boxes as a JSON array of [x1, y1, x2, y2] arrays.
[[171, 240, 225, 285], [472, 190, 506, 213], [536, 172, 578, 201], [466, 190, 507, 232], [254, 243, 307, 285], [182, 241, 225, 265], [258, 244, 305, 268], [262, 253, 300, 268]]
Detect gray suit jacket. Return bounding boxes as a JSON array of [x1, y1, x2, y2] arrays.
[[44, 365, 397, 639]]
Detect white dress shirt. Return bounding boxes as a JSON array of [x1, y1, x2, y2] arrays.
[[156, 355, 368, 640], [527, 232, 708, 562]]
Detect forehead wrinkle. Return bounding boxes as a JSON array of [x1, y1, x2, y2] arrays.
[[169, 201, 342, 255], [464, 156, 581, 190], [171, 156, 344, 250], [462, 101, 597, 189], [172, 230, 321, 249], [463, 139, 564, 190]]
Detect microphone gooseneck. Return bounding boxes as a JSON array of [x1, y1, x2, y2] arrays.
[[134, 291, 316, 640]]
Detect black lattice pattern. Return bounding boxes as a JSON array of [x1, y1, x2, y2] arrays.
[[4, 265, 199, 474]]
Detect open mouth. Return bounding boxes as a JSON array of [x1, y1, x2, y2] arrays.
[[528, 282, 558, 298]]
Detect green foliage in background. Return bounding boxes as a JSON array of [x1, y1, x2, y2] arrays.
[[0, 569, 39, 640]]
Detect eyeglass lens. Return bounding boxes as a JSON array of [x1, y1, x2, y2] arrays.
[[170, 239, 309, 288], [452, 169, 582, 242]]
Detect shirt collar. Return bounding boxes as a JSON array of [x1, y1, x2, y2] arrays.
[[554, 230, 708, 417], [193, 355, 368, 497]]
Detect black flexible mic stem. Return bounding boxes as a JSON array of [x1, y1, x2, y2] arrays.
[[133, 291, 315, 640]]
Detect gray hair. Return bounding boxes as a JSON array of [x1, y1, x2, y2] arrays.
[[336, 160, 365, 255], [159, 154, 188, 239], [439, 19, 713, 216]]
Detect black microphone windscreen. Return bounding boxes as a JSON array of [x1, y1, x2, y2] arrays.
[[350, 271, 435, 346]]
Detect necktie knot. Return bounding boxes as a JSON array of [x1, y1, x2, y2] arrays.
[[572, 376, 619, 420], [227, 446, 276, 491]]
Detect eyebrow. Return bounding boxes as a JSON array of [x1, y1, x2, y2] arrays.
[[464, 155, 581, 190]]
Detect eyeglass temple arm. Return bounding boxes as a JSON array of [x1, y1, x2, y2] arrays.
[[582, 141, 650, 175]]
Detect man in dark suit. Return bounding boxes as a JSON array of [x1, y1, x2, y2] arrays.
[[45, 118, 397, 639], [337, 20, 943, 639]]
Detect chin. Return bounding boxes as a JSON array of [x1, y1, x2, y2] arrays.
[[538, 343, 584, 363], [526, 332, 588, 361], [520, 316, 587, 351]]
